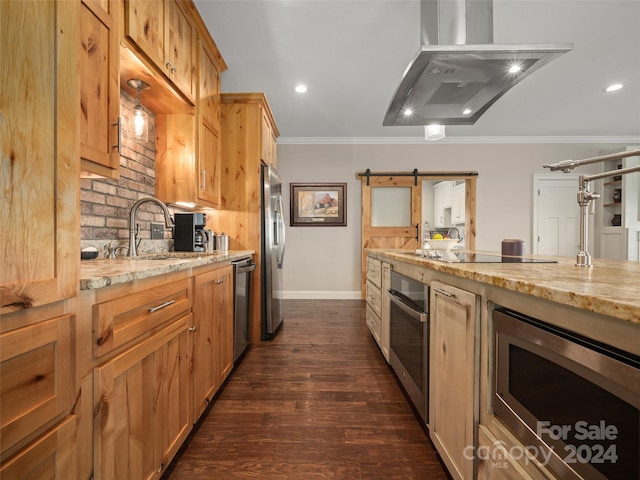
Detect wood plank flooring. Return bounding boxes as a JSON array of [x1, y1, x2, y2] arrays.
[[164, 299, 450, 480]]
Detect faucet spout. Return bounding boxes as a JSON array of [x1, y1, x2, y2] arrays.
[[128, 197, 174, 257]]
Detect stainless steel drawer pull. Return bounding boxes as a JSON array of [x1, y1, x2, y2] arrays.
[[148, 300, 175, 313], [433, 287, 455, 298]]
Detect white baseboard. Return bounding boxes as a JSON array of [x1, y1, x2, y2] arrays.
[[283, 291, 362, 300]]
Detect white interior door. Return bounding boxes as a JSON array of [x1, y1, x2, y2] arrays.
[[534, 175, 582, 256]]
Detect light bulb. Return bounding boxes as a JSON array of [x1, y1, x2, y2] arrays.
[[133, 105, 148, 143]]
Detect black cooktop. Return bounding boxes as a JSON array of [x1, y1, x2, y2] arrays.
[[431, 252, 558, 264]]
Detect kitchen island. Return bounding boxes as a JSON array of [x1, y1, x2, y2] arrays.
[[366, 248, 639, 480]]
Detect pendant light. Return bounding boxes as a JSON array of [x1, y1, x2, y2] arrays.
[[425, 125, 445, 141], [127, 79, 150, 143]]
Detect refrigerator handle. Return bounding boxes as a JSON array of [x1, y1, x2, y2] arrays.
[[275, 196, 285, 268]]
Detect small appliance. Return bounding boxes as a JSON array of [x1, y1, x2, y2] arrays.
[[174, 213, 208, 252]]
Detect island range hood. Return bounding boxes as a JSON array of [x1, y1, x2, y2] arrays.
[[383, 0, 572, 126]]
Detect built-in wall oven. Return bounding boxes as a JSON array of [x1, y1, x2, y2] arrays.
[[493, 307, 640, 480], [388, 271, 429, 424]]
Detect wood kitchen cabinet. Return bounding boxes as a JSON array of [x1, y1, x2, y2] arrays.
[[93, 315, 192, 479], [218, 93, 279, 344], [365, 257, 383, 347], [155, 37, 226, 208], [80, 0, 121, 178], [123, 0, 196, 103], [429, 280, 478, 480], [192, 264, 234, 421], [196, 40, 222, 207], [1, 1, 80, 476], [365, 257, 392, 361], [90, 273, 193, 480], [1, 0, 79, 315]]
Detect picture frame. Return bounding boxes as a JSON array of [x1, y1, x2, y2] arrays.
[[290, 183, 347, 226]]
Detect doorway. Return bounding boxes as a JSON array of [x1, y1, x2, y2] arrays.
[[358, 170, 477, 297], [533, 174, 583, 256]]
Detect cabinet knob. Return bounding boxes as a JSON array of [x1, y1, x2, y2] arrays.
[[188, 326, 196, 333], [165, 61, 173, 69]]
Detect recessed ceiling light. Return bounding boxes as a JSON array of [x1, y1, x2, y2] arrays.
[[605, 83, 623, 92], [463, 108, 472, 115], [508, 64, 522, 74], [403, 108, 414, 116], [294, 84, 308, 93]]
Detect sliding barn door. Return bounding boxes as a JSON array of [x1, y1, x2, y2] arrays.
[[360, 175, 422, 297]]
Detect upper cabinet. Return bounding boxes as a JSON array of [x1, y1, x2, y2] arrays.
[[80, 0, 121, 178], [123, 0, 196, 103], [197, 41, 222, 207], [1, 0, 79, 314], [156, 35, 225, 208]]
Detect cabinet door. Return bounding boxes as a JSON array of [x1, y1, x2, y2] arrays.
[[165, 0, 195, 101], [124, 0, 165, 69], [0, 415, 77, 479], [199, 43, 220, 130], [1, 314, 75, 456], [452, 183, 466, 224], [93, 315, 191, 480], [429, 281, 477, 480], [260, 109, 273, 164], [192, 266, 233, 421], [214, 266, 234, 384], [198, 121, 221, 207], [80, 0, 120, 178], [1, 0, 79, 314]]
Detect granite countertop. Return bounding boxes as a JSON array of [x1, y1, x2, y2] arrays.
[[367, 249, 640, 324], [80, 250, 254, 290]]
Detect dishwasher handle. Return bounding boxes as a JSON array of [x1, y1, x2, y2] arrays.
[[232, 258, 256, 273], [236, 263, 256, 273], [387, 290, 428, 323]]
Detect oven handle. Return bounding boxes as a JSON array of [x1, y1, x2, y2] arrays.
[[387, 290, 427, 323]]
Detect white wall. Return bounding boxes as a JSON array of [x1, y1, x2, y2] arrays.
[[277, 142, 618, 298]]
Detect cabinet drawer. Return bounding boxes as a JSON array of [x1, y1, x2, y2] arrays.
[[0, 414, 77, 478], [93, 278, 191, 357], [366, 280, 382, 317], [366, 257, 382, 288], [0, 314, 75, 456], [366, 304, 381, 345]]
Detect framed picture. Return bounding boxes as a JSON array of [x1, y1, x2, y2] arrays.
[[290, 183, 347, 226]]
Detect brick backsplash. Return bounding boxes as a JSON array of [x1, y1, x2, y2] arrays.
[[80, 90, 182, 254]]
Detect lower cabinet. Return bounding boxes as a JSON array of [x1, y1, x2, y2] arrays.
[[365, 257, 391, 361], [429, 280, 478, 480], [192, 264, 234, 421], [0, 312, 77, 473], [93, 314, 192, 480], [0, 414, 78, 479], [476, 426, 536, 480]]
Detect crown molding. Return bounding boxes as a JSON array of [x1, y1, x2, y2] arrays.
[[278, 135, 640, 145]]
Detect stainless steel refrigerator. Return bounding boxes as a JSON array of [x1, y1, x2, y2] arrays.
[[261, 164, 285, 339]]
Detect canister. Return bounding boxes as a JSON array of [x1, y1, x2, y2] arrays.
[[501, 239, 524, 258], [215, 233, 229, 251]]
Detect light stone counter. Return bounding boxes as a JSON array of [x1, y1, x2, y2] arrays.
[[80, 250, 254, 290], [367, 249, 640, 324]]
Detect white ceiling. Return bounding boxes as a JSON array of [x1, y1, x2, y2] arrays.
[[194, 0, 640, 144]]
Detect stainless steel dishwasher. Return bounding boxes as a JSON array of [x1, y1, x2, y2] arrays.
[[232, 257, 256, 362]]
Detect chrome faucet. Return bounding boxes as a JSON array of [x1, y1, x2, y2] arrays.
[[543, 148, 640, 267], [128, 197, 174, 257]]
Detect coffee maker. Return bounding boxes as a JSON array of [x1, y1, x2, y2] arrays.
[[174, 213, 208, 252]]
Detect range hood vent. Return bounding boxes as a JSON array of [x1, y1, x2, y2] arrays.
[[384, 0, 572, 126]]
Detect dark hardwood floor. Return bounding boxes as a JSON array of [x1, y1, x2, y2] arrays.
[[164, 299, 450, 480]]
